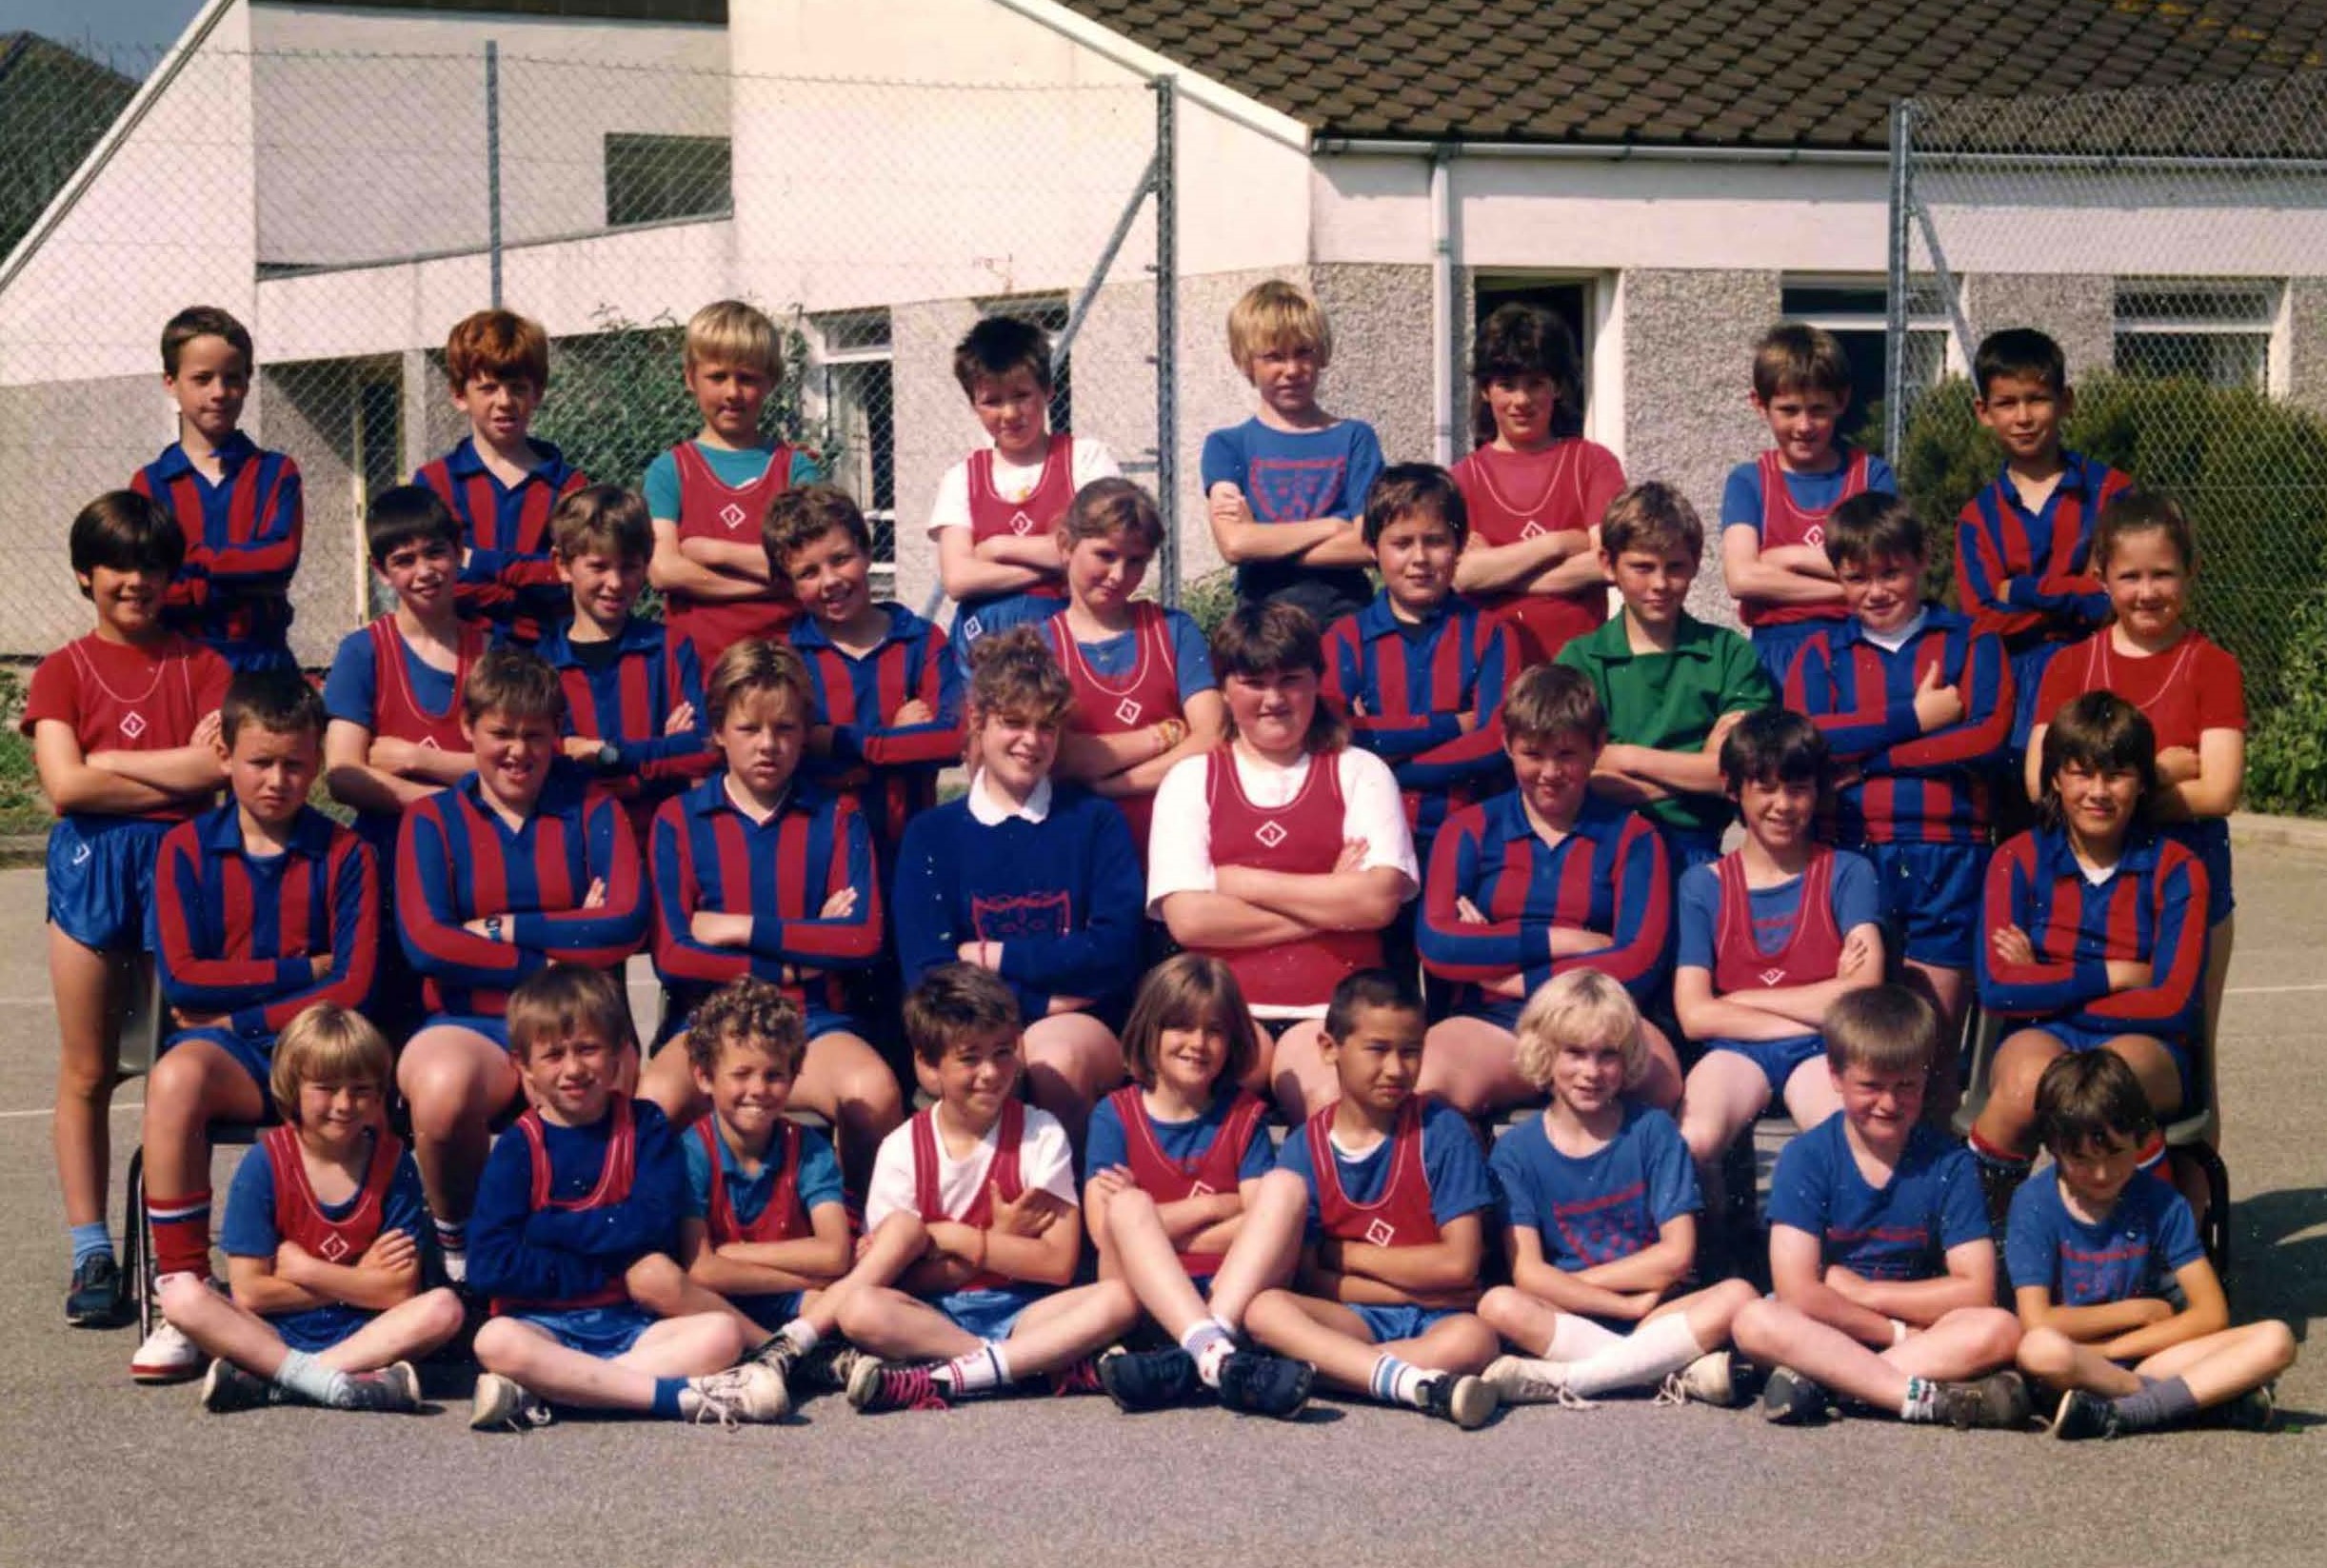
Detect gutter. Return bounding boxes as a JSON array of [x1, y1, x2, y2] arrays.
[[1316, 137, 1888, 165]]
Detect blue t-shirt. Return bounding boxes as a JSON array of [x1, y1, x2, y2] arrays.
[[1274, 1097, 1494, 1241], [1064, 606, 1217, 705], [1720, 450, 1899, 537], [1084, 1090, 1277, 1191], [322, 623, 456, 731], [1199, 417, 1383, 620], [644, 442, 825, 519], [681, 1119, 846, 1227], [1765, 1114, 1989, 1281], [219, 1135, 430, 1342], [1490, 1103, 1700, 1271], [2005, 1171, 2203, 1308], [1675, 851, 1882, 973]]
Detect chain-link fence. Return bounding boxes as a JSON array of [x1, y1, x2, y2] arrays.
[[1884, 76, 2327, 725], [0, 39, 1176, 665]]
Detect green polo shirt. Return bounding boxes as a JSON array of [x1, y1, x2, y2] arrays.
[[1555, 610, 1776, 836]]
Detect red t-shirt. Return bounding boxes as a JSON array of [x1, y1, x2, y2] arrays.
[[2033, 629, 2245, 754], [23, 632, 230, 819]]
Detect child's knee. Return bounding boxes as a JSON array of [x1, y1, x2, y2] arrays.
[[1707, 1277, 1760, 1320], [414, 1286, 467, 1344], [839, 1062, 905, 1127], [2016, 1326, 2077, 1382], [625, 1253, 686, 1310], [1957, 1306, 2021, 1363], [1104, 1185, 1158, 1241], [1242, 1287, 1297, 1338], [868, 1211, 927, 1257], [1730, 1298, 1787, 1357], [156, 1271, 209, 1322], [1476, 1284, 1528, 1337], [2252, 1319, 2299, 1374], [471, 1318, 527, 1370], [833, 1289, 892, 1341], [1440, 1314, 1501, 1370]]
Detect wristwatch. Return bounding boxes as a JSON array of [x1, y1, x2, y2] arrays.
[[595, 741, 621, 769], [485, 915, 504, 943]]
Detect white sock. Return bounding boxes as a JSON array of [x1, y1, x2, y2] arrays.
[[1900, 1376, 1939, 1422], [936, 1341, 1011, 1396], [1369, 1354, 1430, 1409], [1181, 1319, 1235, 1388], [274, 1349, 349, 1407], [1541, 1312, 1627, 1360], [1561, 1313, 1708, 1399], [775, 1319, 820, 1357]]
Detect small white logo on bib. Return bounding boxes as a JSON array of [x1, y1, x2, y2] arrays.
[[1804, 523, 1826, 547], [118, 711, 147, 741], [1364, 1219, 1397, 1248], [418, 736, 441, 750], [1759, 968, 1786, 986], [719, 502, 748, 532], [1008, 509, 1036, 537], [317, 1232, 351, 1262], [1254, 821, 1287, 849], [1189, 1180, 1216, 1198], [1519, 519, 1546, 540], [1114, 697, 1144, 726]]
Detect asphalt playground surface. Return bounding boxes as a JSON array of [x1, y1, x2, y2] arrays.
[[1, 847, 2323, 1568]]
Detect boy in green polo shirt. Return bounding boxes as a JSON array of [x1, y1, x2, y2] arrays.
[[1555, 482, 1775, 875]]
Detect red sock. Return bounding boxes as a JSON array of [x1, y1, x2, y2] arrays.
[[147, 1189, 212, 1280]]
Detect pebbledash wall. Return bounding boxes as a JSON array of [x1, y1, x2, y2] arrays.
[[10, 0, 2327, 660]]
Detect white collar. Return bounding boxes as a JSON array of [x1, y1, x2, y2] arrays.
[[1862, 608, 1928, 653], [967, 769, 1051, 825]]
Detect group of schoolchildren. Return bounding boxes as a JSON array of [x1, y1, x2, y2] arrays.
[[28, 279, 2295, 1441]]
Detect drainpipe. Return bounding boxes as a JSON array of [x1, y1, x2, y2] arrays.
[[1430, 146, 1455, 466]]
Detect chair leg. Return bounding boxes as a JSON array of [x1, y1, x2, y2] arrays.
[[122, 1145, 149, 1340], [2194, 1142, 2233, 1280]]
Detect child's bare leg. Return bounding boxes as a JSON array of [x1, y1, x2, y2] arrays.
[[802, 1213, 926, 1336], [635, 1036, 705, 1127], [1900, 961, 1969, 1119], [1021, 1013, 1124, 1153], [2134, 1320, 2297, 1408], [1969, 1030, 2065, 1159], [792, 1030, 905, 1194], [1243, 1291, 1400, 1394], [1235, 1027, 1277, 1102], [472, 1314, 744, 1410], [312, 1289, 467, 1372], [396, 1025, 520, 1233], [1107, 1187, 1215, 1337], [1679, 1050, 1772, 1209], [995, 1280, 1140, 1379], [1201, 1169, 1309, 1329], [626, 1252, 765, 1342], [142, 1041, 268, 1280], [159, 1272, 302, 1378], [1417, 1018, 1531, 1117], [1382, 1312, 1499, 1377], [833, 1286, 984, 1362], [1641, 1278, 1759, 1350], [1779, 1057, 1842, 1135], [1734, 1298, 1917, 1410], [1267, 1022, 1339, 1123], [1881, 1306, 2020, 1383], [2203, 913, 2235, 1049], [50, 929, 122, 1233], [1635, 1022, 1684, 1112], [2017, 1325, 2145, 1398]]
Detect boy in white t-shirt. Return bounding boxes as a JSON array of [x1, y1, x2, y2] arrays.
[[835, 964, 1138, 1411], [928, 316, 1119, 671]]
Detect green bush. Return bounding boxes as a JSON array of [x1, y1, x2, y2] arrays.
[[2245, 539, 2327, 815], [1875, 373, 2327, 711], [1179, 568, 1238, 641]]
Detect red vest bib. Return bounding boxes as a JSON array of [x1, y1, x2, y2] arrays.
[[1711, 847, 1844, 998], [696, 1119, 806, 1246], [1042, 603, 1185, 855], [1743, 449, 1870, 629], [2054, 632, 2211, 755], [490, 1095, 639, 1316], [366, 616, 485, 750], [1306, 1099, 1440, 1248], [1453, 443, 1608, 665], [264, 1123, 404, 1265], [968, 434, 1076, 598], [1109, 1085, 1268, 1277], [910, 1101, 1025, 1292], [666, 441, 799, 666], [1198, 747, 1382, 1009]]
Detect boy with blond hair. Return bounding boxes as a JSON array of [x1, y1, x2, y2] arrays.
[[1202, 280, 1383, 628]]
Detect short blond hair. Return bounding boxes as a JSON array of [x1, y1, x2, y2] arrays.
[[1512, 970, 1645, 1090], [686, 299, 783, 379], [1227, 280, 1330, 373], [268, 1003, 393, 1123]]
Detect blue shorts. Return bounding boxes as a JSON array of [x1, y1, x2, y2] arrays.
[[422, 1012, 512, 1051], [932, 1284, 1046, 1341], [1349, 1302, 1463, 1345], [161, 1024, 274, 1097], [46, 815, 170, 951], [1860, 839, 1984, 970], [509, 1302, 658, 1360], [733, 1289, 806, 1332], [2033, 1020, 2196, 1109], [2008, 643, 2070, 754], [269, 1301, 374, 1354], [2168, 818, 2236, 924], [1749, 621, 1835, 693], [1659, 822, 1728, 882], [1707, 1033, 1824, 1096]]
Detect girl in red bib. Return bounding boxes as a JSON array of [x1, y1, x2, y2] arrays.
[[2026, 492, 2243, 1033], [156, 1005, 462, 1414], [1147, 602, 1421, 1122], [1449, 305, 1625, 667], [1043, 479, 1226, 863]]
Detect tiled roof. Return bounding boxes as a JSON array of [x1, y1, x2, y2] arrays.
[[1058, 0, 2327, 149]]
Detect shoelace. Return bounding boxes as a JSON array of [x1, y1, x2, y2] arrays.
[[1050, 1360, 1103, 1397], [883, 1367, 950, 1412], [1651, 1373, 1690, 1408]]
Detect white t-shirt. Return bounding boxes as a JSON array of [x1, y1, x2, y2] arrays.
[[926, 437, 1121, 536], [863, 1102, 1078, 1231]]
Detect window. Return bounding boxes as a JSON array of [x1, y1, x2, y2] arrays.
[[814, 311, 895, 577], [1779, 279, 1949, 439], [2115, 281, 2278, 389], [603, 132, 733, 228]]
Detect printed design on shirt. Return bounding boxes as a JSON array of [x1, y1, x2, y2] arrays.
[[1551, 1181, 1656, 1266], [71, 843, 91, 865], [1363, 1218, 1397, 1247], [2062, 1241, 2149, 1304], [1828, 1223, 1933, 1281], [1519, 519, 1545, 540], [1113, 696, 1144, 725], [1008, 509, 1036, 536], [1254, 819, 1288, 849], [316, 1230, 352, 1262], [418, 735, 442, 750], [118, 710, 148, 741], [719, 502, 748, 531], [1758, 967, 1787, 986], [962, 614, 985, 642], [1189, 1179, 1217, 1197], [1804, 522, 1826, 547], [970, 889, 1074, 941], [1246, 457, 1348, 524]]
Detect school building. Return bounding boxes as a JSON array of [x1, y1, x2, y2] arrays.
[[5, 0, 2326, 660]]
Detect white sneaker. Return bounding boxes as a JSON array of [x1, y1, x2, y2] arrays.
[[687, 1361, 789, 1426], [470, 1372, 551, 1432], [130, 1320, 204, 1384], [1655, 1350, 1737, 1408], [1482, 1354, 1597, 1408]]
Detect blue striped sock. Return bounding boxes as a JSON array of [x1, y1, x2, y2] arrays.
[[1369, 1354, 1424, 1407], [68, 1221, 110, 1269]]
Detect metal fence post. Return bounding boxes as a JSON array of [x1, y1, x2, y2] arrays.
[[486, 40, 503, 308], [1152, 72, 1179, 607], [1884, 98, 1914, 463]]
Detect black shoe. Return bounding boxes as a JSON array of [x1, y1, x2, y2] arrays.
[[1418, 1373, 1498, 1430], [789, 1340, 860, 1397], [1760, 1366, 1833, 1426], [200, 1359, 276, 1414], [2050, 1388, 2124, 1441], [744, 1333, 799, 1378], [65, 1254, 126, 1328], [1216, 1349, 1313, 1419], [1932, 1370, 2034, 1431], [1098, 1346, 1200, 1413], [336, 1361, 422, 1414], [2211, 1382, 2279, 1434]]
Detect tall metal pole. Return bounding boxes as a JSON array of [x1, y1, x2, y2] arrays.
[[486, 40, 504, 308], [1883, 98, 1913, 463], [1153, 74, 1179, 607]]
